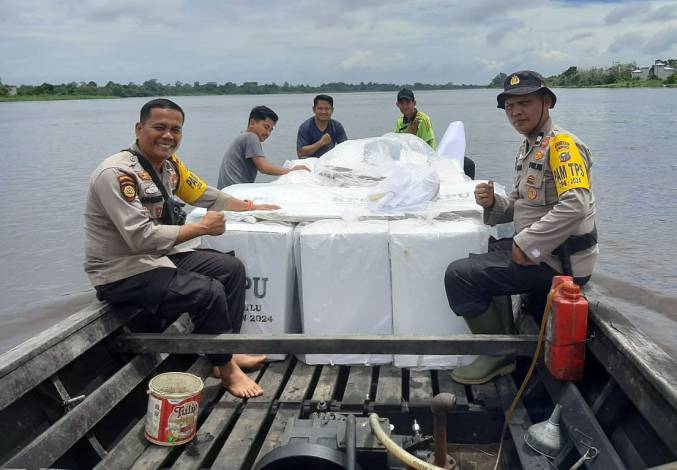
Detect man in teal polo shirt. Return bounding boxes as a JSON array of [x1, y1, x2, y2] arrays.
[[394, 88, 436, 148]]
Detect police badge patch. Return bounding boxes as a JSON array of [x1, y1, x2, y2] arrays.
[[119, 175, 137, 202]]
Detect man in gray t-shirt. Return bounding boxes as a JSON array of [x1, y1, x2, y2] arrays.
[[218, 106, 308, 189]]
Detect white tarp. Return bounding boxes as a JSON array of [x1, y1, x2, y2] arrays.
[[213, 180, 489, 224], [436, 121, 466, 169], [389, 218, 492, 369], [182, 132, 514, 368], [210, 133, 483, 223], [296, 220, 392, 365]]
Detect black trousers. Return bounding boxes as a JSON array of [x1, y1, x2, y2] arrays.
[[444, 238, 560, 317], [96, 249, 246, 366]]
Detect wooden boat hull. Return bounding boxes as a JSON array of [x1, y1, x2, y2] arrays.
[[0, 295, 675, 469]]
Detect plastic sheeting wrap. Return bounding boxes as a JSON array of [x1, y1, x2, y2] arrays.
[[389, 218, 492, 369], [297, 220, 393, 365], [314, 133, 434, 187], [215, 133, 489, 222], [185, 211, 298, 361]]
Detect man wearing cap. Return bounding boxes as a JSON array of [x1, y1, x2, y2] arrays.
[[394, 88, 436, 148], [394, 88, 476, 178], [444, 71, 597, 385]]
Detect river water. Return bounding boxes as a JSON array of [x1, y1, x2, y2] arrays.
[[0, 89, 675, 355]]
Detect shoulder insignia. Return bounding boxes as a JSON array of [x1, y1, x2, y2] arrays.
[[118, 175, 137, 202], [171, 154, 207, 204], [549, 134, 590, 196]]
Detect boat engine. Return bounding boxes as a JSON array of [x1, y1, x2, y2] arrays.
[[253, 412, 432, 470]]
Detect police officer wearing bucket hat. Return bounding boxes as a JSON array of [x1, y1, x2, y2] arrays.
[[444, 71, 598, 385]]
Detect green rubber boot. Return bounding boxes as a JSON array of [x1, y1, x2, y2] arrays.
[[451, 297, 516, 385]]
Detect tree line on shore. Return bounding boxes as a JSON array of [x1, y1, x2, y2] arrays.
[[0, 79, 479, 98], [2, 60, 676, 99], [490, 60, 677, 87]]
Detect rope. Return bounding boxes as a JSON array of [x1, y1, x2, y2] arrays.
[[493, 283, 569, 470]]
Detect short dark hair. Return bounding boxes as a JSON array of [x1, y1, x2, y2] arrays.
[[249, 105, 278, 123], [140, 99, 185, 123], [313, 94, 334, 107]]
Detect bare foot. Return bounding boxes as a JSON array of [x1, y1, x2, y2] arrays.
[[212, 354, 266, 378], [233, 354, 267, 370], [218, 361, 264, 399]]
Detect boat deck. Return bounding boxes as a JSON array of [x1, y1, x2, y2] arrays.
[[1, 299, 676, 469], [96, 356, 516, 470]]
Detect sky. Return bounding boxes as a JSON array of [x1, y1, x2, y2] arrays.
[[1, 0, 676, 86]]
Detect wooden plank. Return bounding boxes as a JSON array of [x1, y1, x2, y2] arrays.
[[0, 301, 114, 377], [611, 426, 647, 470], [495, 376, 551, 470], [209, 360, 292, 470], [408, 370, 433, 408], [342, 366, 372, 407], [211, 407, 268, 470], [0, 305, 138, 412], [375, 366, 401, 407], [537, 364, 627, 470], [169, 371, 257, 470], [471, 382, 502, 411], [588, 315, 677, 455], [254, 362, 316, 465], [105, 359, 215, 470], [590, 299, 677, 412], [249, 359, 293, 405], [253, 409, 298, 467], [437, 372, 469, 409], [278, 362, 316, 403], [311, 365, 340, 403], [113, 333, 539, 356], [4, 314, 192, 469]]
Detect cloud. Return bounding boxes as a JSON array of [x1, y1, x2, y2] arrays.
[[641, 27, 677, 55], [644, 4, 677, 22], [2, 0, 677, 86], [608, 32, 646, 53], [604, 2, 651, 24], [568, 32, 594, 42], [486, 19, 525, 45], [338, 51, 375, 70]]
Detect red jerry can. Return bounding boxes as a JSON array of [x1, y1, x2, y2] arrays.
[[545, 277, 589, 381]]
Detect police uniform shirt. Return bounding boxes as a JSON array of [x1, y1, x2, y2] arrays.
[[84, 143, 233, 286], [484, 118, 598, 277]]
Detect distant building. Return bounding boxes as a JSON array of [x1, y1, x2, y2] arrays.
[[633, 60, 676, 80], [631, 66, 650, 80], [654, 60, 675, 80], [5, 86, 18, 96]]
